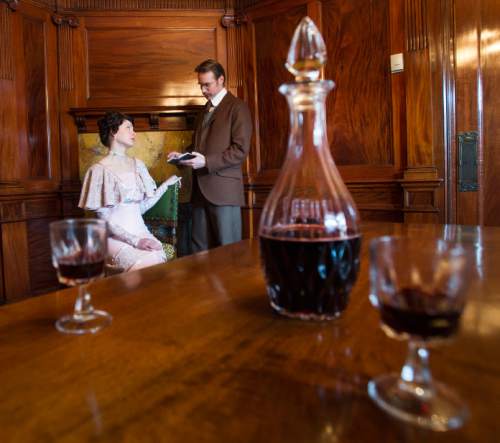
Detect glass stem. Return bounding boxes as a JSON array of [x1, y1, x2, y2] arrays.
[[73, 284, 95, 319], [399, 340, 435, 398]]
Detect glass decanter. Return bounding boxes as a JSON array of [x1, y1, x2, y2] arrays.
[[259, 17, 361, 321]]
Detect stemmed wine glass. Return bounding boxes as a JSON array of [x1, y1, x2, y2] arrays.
[[368, 236, 471, 431], [50, 219, 112, 334]]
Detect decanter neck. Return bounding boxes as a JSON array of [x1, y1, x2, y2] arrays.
[[280, 80, 334, 159], [279, 80, 334, 110]]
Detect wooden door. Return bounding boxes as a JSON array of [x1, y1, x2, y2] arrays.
[[454, 0, 500, 226], [0, 1, 62, 303]]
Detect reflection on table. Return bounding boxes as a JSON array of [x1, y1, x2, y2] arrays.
[[0, 222, 498, 442]]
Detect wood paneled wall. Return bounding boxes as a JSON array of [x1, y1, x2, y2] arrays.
[[323, 0, 393, 168], [0, 1, 61, 303], [481, 0, 500, 226], [2, 0, 498, 300], [0, 1, 230, 302], [58, 8, 228, 197], [239, 0, 453, 236], [453, 0, 500, 226]]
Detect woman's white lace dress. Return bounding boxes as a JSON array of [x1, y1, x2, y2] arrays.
[[79, 157, 172, 272]]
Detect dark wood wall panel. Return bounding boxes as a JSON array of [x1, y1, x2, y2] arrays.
[[80, 14, 227, 108], [0, 4, 14, 80], [0, 2, 61, 304], [22, 16, 49, 179], [454, 0, 481, 225], [28, 217, 60, 295], [0, 4, 21, 183], [0, 224, 3, 303], [404, 49, 433, 168], [322, 0, 393, 167], [87, 28, 216, 100], [0, 109, 20, 187], [403, 0, 437, 171], [240, 0, 453, 235], [388, 0, 405, 176], [0, 196, 64, 302], [253, 5, 306, 172], [14, 1, 60, 188], [2, 222, 31, 303], [60, 0, 227, 9], [482, 0, 500, 226], [58, 19, 90, 194], [5, 0, 495, 299], [359, 210, 403, 222]]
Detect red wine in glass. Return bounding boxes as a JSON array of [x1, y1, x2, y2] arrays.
[[379, 287, 463, 340], [368, 236, 471, 431], [57, 257, 105, 286], [50, 219, 112, 334]]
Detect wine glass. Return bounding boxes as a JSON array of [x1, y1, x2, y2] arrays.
[[50, 219, 112, 334], [367, 236, 471, 431]]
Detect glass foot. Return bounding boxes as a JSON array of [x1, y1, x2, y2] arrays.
[[368, 373, 468, 431], [55, 310, 112, 335]]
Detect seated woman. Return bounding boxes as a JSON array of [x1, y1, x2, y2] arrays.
[[79, 111, 181, 272]]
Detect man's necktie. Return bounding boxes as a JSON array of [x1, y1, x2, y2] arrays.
[[202, 101, 215, 127]]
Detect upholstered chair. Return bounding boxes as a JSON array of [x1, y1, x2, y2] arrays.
[[143, 181, 180, 261]]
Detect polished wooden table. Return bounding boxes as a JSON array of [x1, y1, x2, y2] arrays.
[[0, 222, 498, 442]]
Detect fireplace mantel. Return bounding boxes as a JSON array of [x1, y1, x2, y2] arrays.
[[69, 105, 203, 133]]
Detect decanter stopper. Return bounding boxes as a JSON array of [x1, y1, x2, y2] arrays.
[[285, 16, 326, 82]]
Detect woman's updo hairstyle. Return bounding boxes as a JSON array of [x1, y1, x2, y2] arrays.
[[97, 111, 133, 147]]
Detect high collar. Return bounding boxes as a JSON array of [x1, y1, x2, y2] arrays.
[[210, 88, 227, 107]]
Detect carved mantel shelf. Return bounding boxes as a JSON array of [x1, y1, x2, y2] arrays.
[[69, 105, 203, 133]]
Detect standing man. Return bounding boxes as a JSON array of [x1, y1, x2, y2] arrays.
[[168, 59, 252, 252]]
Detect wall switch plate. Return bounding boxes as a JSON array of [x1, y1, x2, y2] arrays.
[[390, 53, 404, 73]]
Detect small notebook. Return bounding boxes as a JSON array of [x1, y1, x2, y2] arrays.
[[167, 153, 196, 165]]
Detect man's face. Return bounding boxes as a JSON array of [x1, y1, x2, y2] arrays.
[[198, 71, 224, 100]]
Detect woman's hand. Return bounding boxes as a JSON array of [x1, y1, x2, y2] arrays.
[[165, 175, 182, 187], [136, 238, 163, 251], [167, 151, 181, 161]]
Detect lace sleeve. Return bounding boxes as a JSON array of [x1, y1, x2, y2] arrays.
[[96, 208, 141, 248], [139, 176, 181, 214], [139, 181, 170, 214]]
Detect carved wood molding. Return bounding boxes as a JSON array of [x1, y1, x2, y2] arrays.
[[58, 0, 228, 10], [29, 0, 57, 8], [1, 0, 19, 11], [52, 14, 79, 27], [0, 3, 14, 80], [405, 0, 428, 51], [0, 195, 64, 224], [221, 12, 248, 27], [52, 15, 79, 90], [0, 181, 23, 195], [246, 176, 443, 218], [0, 0, 262, 12], [58, 25, 75, 90], [399, 167, 442, 212], [225, 19, 245, 89], [69, 106, 203, 133], [3, 0, 56, 9], [237, 0, 260, 9]]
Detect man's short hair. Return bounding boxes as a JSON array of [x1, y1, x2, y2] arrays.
[[195, 59, 226, 81]]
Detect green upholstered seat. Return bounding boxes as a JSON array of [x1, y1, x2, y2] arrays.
[[143, 182, 180, 261]]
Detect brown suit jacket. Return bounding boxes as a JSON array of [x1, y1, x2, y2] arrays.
[[191, 91, 252, 206]]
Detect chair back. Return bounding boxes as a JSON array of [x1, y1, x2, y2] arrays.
[[143, 182, 180, 258]]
